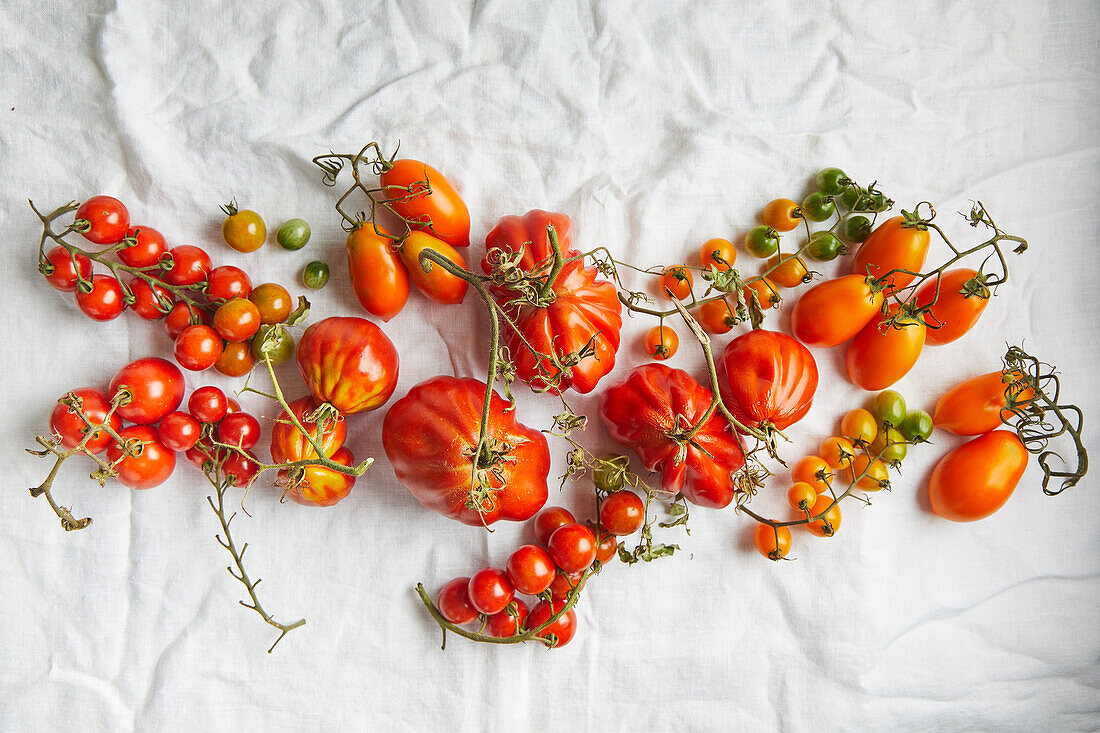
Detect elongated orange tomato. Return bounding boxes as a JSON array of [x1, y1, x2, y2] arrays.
[[914, 268, 989, 345], [346, 225, 409, 322], [851, 215, 930, 289], [379, 159, 471, 247], [845, 306, 926, 391], [933, 370, 1032, 436], [790, 274, 883, 348], [929, 430, 1028, 521], [398, 231, 469, 305]]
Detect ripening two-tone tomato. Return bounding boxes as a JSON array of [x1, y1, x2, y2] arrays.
[[296, 316, 399, 414], [379, 158, 471, 248], [933, 370, 1032, 436], [346, 225, 409, 321], [929, 430, 1028, 522], [282, 446, 357, 507], [269, 396, 347, 463], [914, 268, 989, 345], [382, 376, 550, 526], [717, 329, 818, 432], [222, 204, 266, 253], [599, 364, 745, 509], [851, 215, 930, 288], [397, 231, 469, 304], [790, 274, 884, 348], [845, 306, 926, 391]]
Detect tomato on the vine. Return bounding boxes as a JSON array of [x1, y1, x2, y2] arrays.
[[787, 482, 817, 510], [933, 370, 1028, 436], [528, 600, 577, 647], [157, 411, 201, 452], [753, 523, 792, 560], [851, 215, 930, 288], [761, 198, 801, 232], [249, 283, 292, 324], [251, 325, 294, 365], [871, 390, 907, 428], [659, 266, 693, 299], [842, 215, 872, 244], [869, 427, 907, 464], [900, 410, 933, 442], [506, 544, 557, 595], [222, 205, 266, 253], [109, 357, 185, 425], [49, 388, 122, 454], [162, 245, 211, 286], [806, 231, 844, 262], [296, 316, 399, 414], [718, 329, 818, 432], [643, 325, 678, 360], [914, 268, 989, 345], [42, 246, 93, 292], [213, 298, 261, 342], [849, 454, 889, 491], [283, 446, 357, 507], [467, 568, 515, 616], [591, 525, 618, 564], [214, 342, 255, 377], [346, 225, 409, 322], [106, 425, 176, 489], [929, 430, 1028, 522], [791, 456, 833, 494], [188, 385, 228, 423], [820, 436, 856, 471], [437, 577, 478, 624], [806, 496, 842, 537], [699, 238, 737, 270], [840, 408, 878, 444], [696, 298, 736, 334], [379, 158, 471, 248], [129, 278, 174, 320], [75, 275, 126, 321], [75, 195, 129, 245], [790, 274, 884, 348], [743, 277, 780, 309], [164, 302, 210, 339], [548, 570, 586, 600], [815, 167, 849, 196], [766, 254, 809, 288], [846, 307, 926, 391], [269, 395, 347, 463], [744, 225, 780, 258], [218, 411, 261, 451], [599, 490, 645, 536], [119, 226, 166, 268], [487, 600, 529, 638], [593, 454, 630, 493], [533, 506, 577, 546], [801, 192, 835, 222], [221, 450, 260, 487], [397, 231, 468, 304], [174, 325, 224, 371], [206, 265, 252, 303]]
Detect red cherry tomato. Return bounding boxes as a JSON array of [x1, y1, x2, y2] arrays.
[[591, 524, 618, 564], [379, 158, 471, 248], [225, 398, 241, 414], [188, 385, 229, 423], [218, 411, 261, 451], [346, 225, 409, 322], [174, 325, 224, 371], [533, 506, 577, 547], [467, 568, 515, 616], [506, 544, 557, 595], [106, 425, 176, 489], [221, 450, 260, 486], [75, 274, 126, 321], [213, 298, 261, 342], [851, 215, 931, 289], [437, 577, 478, 624], [109, 357, 185, 425], [157, 411, 201, 452], [42, 246, 92, 292], [75, 195, 129, 244], [49, 388, 122, 454], [717, 329, 818, 431], [547, 522, 597, 573], [914, 268, 989, 345], [790, 274, 884, 348], [129, 278, 175, 320], [929, 430, 1028, 522], [214, 342, 256, 377], [185, 442, 217, 469], [162, 245, 211, 286], [528, 600, 577, 647], [164, 302, 211, 339], [599, 491, 645, 536], [206, 265, 253, 303], [845, 307, 927, 391], [397, 231, 469, 305], [119, 226, 166, 268], [486, 600, 529, 638], [548, 570, 586, 600], [269, 395, 347, 463], [296, 316, 400, 414], [282, 446, 357, 507]]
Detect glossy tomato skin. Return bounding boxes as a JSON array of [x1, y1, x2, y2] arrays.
[[188, 386, 228, 423], [206, 265, 253, 303], [790, 274, 884, 348], [346, 225, 409, 321], [437, 577, 478, 624], [296, 316, 399, 414], [157, 411, 201, 452], [119, 226, 166, 268], [487, 600, 529, 638], [533, 506, 576, 546], [914, 268, 988, 345], [506, 544, 556, 595], [482, 210, 622, 395], [43, 246, 93, 292], [851, 216, 930, 289], [75, 195, 129, 244], [382, 376, 550, 526], [75, 275, 126, 321], [599, 491, 645, 536], [250, 283, 292, 324], [599, 364, 745, 509], [933, 370, 1028, 436], [929, 431, 1028, 521], [282, 446, 357, 507], [164, 302, 210, 339], [380, 159, 471, 248], [845, 308, 927, 391], [49, 388, 122, 453], [270, 395, 347, 463], [163, 245, 212, 286], [217, 412, 261, 451], [528, 599, 577, 647], [547, 523, 597, 573], [398, 231, 468, 304], [106, 425, 176, 489], [718, 329, 818, 431], [129, 278, 174, 320], [109, 357, 185, 425], [174, 325, 224, 371], [468, 568, 515, 616]]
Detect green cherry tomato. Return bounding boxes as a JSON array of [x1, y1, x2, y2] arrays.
[[815, 167, 849, 197], [872, 390, 908, 428], [842, 215, 872, 243], [871, 426, 908, 464], [251, 324, 295, 365], [276, 218, 311, 251], [806, 231, 844, 262], [900, 410, 933, 443], [593, 454, 630, 493], [302, 260, 330, 289], [744, 225, 780, 258], [838, 185, 862, 210], [842, 186, 891, 213], [801, 192, 836, 222]]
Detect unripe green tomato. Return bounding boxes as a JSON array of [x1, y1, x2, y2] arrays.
[[594, 454, 631, 493], [277, 218, 311, 251], [744, 225, 780, 258], [801, 192, 836, 222], [900, 410, 933, 442], [842, 215, 872, 243], [872, 390, 907, 428], [815, 167, 849, 196], [251, 324, 295, 365], [870, 426, 908, 463], [302, 260, 329, 289], [806, 231, 843, 262]]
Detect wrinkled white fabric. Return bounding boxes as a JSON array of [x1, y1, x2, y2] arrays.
[[2, 1, 1098, 731]]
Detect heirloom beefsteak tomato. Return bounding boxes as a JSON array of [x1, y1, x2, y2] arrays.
[[295, 316, 399, 414], [718, 329, 818, 432]]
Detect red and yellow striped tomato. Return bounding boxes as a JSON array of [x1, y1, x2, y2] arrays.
[[295, 316, 399, 414]]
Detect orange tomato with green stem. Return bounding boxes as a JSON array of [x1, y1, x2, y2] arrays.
[[850, 214, 931, 289], [928, 430, 1028, 521], [346, 225, 410, 321], [643, 325, 678, 360], [790, 274, 884, 348], [913, 268, 990, 345], [379, 158, 471, 248], [933, 369, 1032, 436], [845, 306, 927, 391], [398, 231, 469, 305]]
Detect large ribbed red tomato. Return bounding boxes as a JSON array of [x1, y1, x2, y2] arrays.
[[295, 316, 399, 414], [381, 376, 550, 527], [481, 210, 622, 395], [599, 364, 745, 509], [718, 329, 818, 432]]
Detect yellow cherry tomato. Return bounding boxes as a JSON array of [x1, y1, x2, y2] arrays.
[[787, 482, 817, 511], [820, 436, 856, 472], [840, 408, 879, 445], [791, 456, 834, 494], [806, 496, 842, 537]]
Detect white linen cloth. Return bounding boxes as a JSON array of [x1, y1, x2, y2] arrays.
[[1, 1, 1098, 731]]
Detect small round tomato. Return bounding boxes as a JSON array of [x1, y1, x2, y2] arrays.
[[106, 425, 176, 489], [221, 450, 260, 486], [548, 570, 586, 600], [744, 225, 780, 258], [157, 411, 201, 452], [851, 215, 930, 289], [846, 308, 926, 391], [849, 454, 889, 491], [185, 442, 217, 469], [215, 342, 255, 377], [162, 245, 211, 286], [933, 370, 1029, 436], [75, 275, 126, 321], [302, 260, 329, 289], [188, 385, 229, 423], [547, 522, 597, 573], [528, 600, 577, 647], [128, 278, 174, 320], [659, 266, 693, 299], [222, 205, 266, 253], [914, 268, 989, 346], [900, 410, 933, 442], [753, 523, 792, 560], [276, 218, 311, 251], [815, 167, 849, 196], [218, 411, 261, 450], [929, 430, 1028, 522], [487, 600, 529, 638], [251, 325, 294, 366], [506, 544, 557, 595], [213, 298, 261, 342], [437, 578, 478, 624], [534, 506, 576, 546], [806, 231, 844, 262], [839, 186, 890, 212], [42, 246, 92, 292], [696, 298, 736, 334], [806, 496, 842, 537], [599, 490, 645, 536], [842, 215, 872, 244], [790, 274, 884, 348], [767, 254, 809, 288], [397, 232, 468, 304], [225, 398, 241, 414], [206, 265, 252, 303], [787, 482, 817, 511], [468, 568, 515, 616], [75, 195, 129, 244], [174, 325, 223, 371], [870, 427, 907, 464], [119, 226, 166, 268], [801, 192, 835, 222], [761, 198, 802, 232], [643, 325, 678, 360], [743, 277, 780, 309], [250, 283, 292, 324], [841, 408, 878, 445], [791, 456, 833, 494], [164, 302, 211, 339], [872, 390, 907, 428], [49, 388, 122, 453], [593, 454, 630, 493], [283, 446, 357, 507], [346, 225, 410, 322], [591, 524, 618, 564], [109, 357, 185, 425], [379, 158, 471, 248], [820, 436, 856, 472], [699, 238, 737, 270]]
